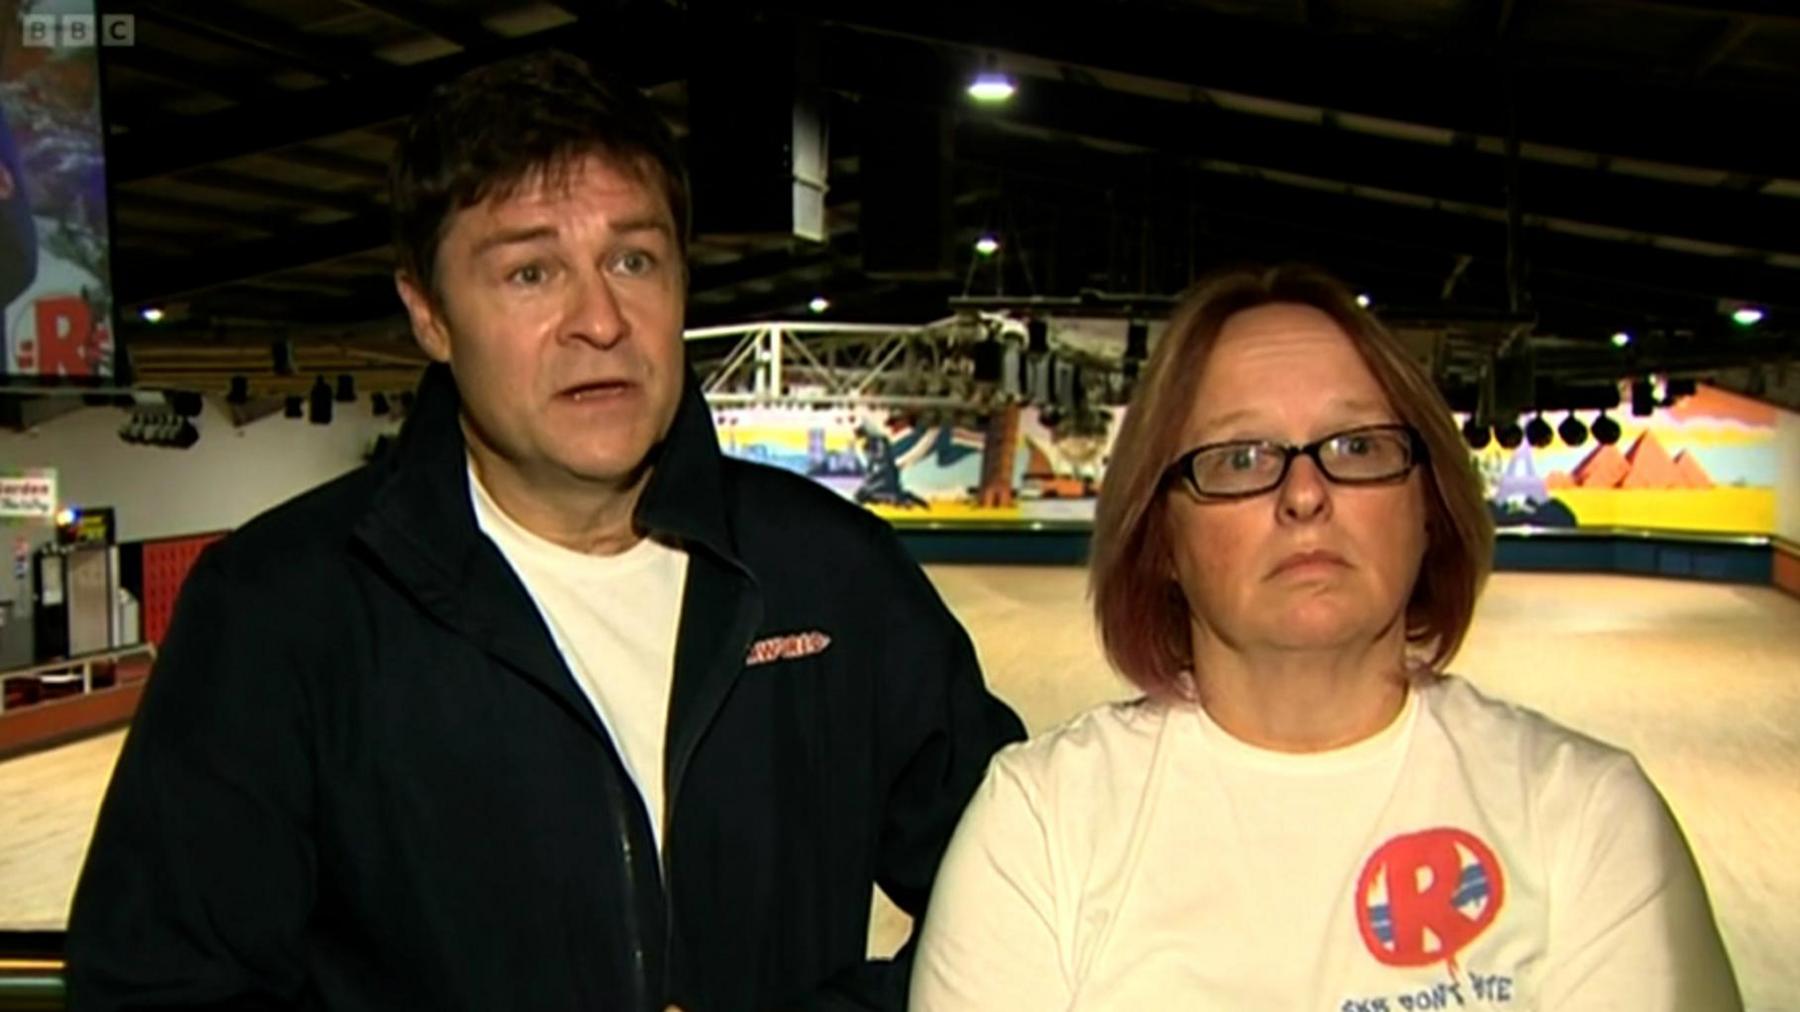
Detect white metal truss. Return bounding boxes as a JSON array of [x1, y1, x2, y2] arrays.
[[683, 319, 991, 409]]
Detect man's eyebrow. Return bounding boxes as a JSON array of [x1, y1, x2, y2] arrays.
[[471, 226, 558, 257]]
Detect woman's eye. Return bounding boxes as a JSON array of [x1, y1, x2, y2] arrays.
[[1228, 447, 1261, 470]]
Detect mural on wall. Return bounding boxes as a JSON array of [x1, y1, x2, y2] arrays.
[[714, 402, 1124, 524], [1468, 384, 1777, 536], [714, 383, 1782, 536]]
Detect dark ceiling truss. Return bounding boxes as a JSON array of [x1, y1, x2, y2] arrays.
[[779, 0, 1800, 178], [86, 0, 1799, 410], [338, 0, 504, 51], [115, 60, 1800, 321], [114, 0, 398, 82]]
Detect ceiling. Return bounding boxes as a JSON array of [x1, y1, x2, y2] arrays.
[[84, 0, 1800, 410]]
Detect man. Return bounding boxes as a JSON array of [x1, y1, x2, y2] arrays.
[[67, 51, 1023, 1011]]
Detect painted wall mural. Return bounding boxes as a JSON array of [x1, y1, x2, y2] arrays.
[[1468, 384, 1777, 536], [713, 383, 1786, 536]]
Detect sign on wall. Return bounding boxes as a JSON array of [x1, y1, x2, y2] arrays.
[[0, 467, 54, 519]]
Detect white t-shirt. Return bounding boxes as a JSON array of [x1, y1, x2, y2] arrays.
[[911, 676, 1740, 1011], [469, 464, 688, 853]]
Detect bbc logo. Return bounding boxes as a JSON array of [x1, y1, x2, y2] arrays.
[[20, 13, 135, 48]]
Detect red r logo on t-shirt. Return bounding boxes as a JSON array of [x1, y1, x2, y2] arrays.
[[1355, 827, 1504, 968]]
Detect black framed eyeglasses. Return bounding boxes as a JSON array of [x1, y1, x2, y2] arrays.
[[1166, 423, 1427, 499]]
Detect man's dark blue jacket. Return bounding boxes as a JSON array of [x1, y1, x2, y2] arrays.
[[67, 362, 1025, 1011]]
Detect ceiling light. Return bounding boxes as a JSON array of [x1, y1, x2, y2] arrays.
[[1732, 306, 1764, 326], [139, 306, 165, 323], [1355, 294, 1372, 308], [967, 71, 1015, 102], [808, 296, 830, 314], [1610, 331, 1631, 348], [974, 235, 1000, 256]]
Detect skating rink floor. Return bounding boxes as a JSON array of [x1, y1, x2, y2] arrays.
[[3, 569, 1796, 1009]]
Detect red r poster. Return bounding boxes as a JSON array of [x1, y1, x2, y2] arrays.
[[0, 0, 113, 383]]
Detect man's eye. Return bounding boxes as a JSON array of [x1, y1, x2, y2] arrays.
[[612, 250, 656, 276], [508, 263, 548, 286]]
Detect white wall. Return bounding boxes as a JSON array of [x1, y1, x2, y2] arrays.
[[0, 399, 400, 544], [1779, 407, 1800, 545]]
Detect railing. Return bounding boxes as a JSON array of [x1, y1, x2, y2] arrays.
[[0, 645, 157, 716], [0, 932, 64, 1011]]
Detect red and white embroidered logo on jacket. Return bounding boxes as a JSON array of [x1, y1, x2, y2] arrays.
[[745, 631, 832, 666]]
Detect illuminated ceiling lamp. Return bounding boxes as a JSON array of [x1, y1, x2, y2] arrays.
[[967, 54, 1015, 103]]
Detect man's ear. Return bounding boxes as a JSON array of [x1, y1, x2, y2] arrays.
[[395, 270, 451, 364]]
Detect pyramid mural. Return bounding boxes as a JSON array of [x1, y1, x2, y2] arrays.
[[1560, 432, 1716, 491], [1672, 451, 1714, 489], [1619, 431, 1681, 489], [1570, 443, 1630, 488]]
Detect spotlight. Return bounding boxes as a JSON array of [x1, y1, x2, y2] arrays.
[[140, 306, 165, 323], [1461, 418, 1491, 449], [284, 396, 304, 419], [309, 377, 333, 425], [117, 408, 201, 449], [1592, 412, 1621, 445], [1495, 421, 1524, 449], [1731, 306, 1764, 327], [1557, 413, 1588, 447], [1356, 294, 1372, 309], [1630, 379, 1655, 417], [1525, 415, 1553, 448], [335, 374, 357, 403], [1610, 331, 1632, 348], [227, 376, 249, 405], [974, 235, 1000, 256], [371, 392, 391, 417], [165, 390, 204, 418], [808, 296, 829, 314]]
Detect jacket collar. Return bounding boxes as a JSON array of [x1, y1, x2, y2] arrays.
[[353, 361, 765, 835], [356, 361, 740, 578]]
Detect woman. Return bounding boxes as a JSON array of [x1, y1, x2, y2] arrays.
[[910, 266, 1739, 1010]]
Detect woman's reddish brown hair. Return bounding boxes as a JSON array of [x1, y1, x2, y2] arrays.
[[1088, 264, 1495, 699]]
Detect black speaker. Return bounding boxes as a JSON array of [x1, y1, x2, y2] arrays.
[[1492, 346, 1536, 417], [688, 14, 828, 242]]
